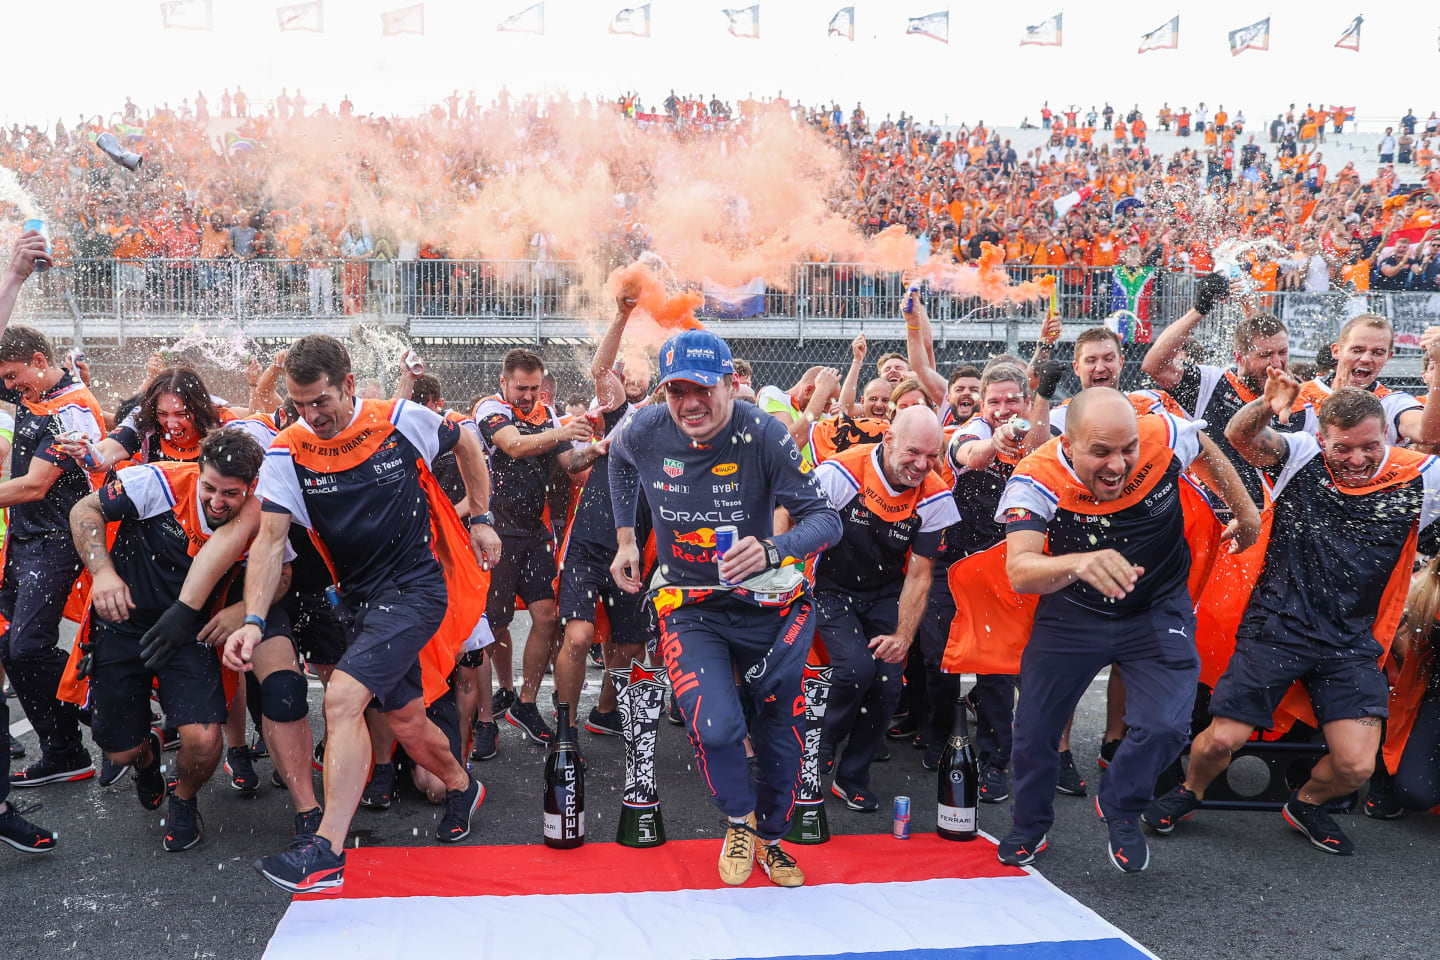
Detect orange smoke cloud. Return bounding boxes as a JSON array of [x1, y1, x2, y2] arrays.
[[913, 242, 1058, 304], [604, 261, 703, 353]]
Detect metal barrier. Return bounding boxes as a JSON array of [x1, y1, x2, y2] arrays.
[[13, 259, 1439, 352]]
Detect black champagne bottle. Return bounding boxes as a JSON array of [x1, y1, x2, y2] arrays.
[[544, 701, 585, 849], [937, 694, 979, 841]]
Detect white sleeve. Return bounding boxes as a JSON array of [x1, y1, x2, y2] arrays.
[[812, 460, 860, 510], [1420, 458, 1440, 532], [255, 449, 313, 530], [994, 474, 1059, 525], [56, 402, 104, 443], [390, 398, 446, 466], [1161, 413, 1208, 469], [916, 489, 962, 532], [1382, 391, 1422, 444], [1265, 432, 1322, 502], [0, 409, 13, 433], [222, 417, 279, 449], [114, 464, 181, 520]]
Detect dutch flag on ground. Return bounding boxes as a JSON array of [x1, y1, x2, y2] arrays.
[[262, 832, 1158, 959]]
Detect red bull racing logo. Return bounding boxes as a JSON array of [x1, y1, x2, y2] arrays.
[[671, 527, 718, 561]]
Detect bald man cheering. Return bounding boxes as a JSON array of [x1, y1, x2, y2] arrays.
[[993, 388, 1260, 873]]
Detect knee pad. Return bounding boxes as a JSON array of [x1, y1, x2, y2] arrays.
[[260, 670, 310, 723]]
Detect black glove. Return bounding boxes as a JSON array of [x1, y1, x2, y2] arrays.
[[1034, 360, 1066, 401], [139, 600, 203, 671], [1193, 273, 1229, 316]]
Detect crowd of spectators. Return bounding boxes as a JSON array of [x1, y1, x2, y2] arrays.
[[4, 89, 1440, 323]]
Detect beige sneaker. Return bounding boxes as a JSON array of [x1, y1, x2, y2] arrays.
[[718, 814, 757, 885], [759, 839, 805, 887]]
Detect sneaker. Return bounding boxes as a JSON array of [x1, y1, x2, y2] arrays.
[[1097, 738, 1122, 770], [818, 743, 835, 778], [584, 707, 623, 737], [97, 756, 132, 788], [1055, 750, 1087, 796], [887, 715, 919, 741], [270, 769, 285, 790], [829, 782, 880, 812], [491, 687, 518, 719], [9, 750, 95, 787], [587, 643, 603, 668], [311, 738, 325, 771], [1102, 810, 1150, 874], [8, 734, 24, 760], [1282, 792, 1355, 855], [889, 707, 911, 723], [250, 735, 269, 760], [470, 720, 500, 761], [978, 763, 1010, 803], [921, 742, 943, 772], [161, 727, 181, 751], [293, 807, 323, 837], [875, 743, 891, 762], [718, 814, 757, 885], [360, 762, 396, 810], [436, 774, 485, 843], [135, 730, 166, 811], [0, 800, 56, 853], [1143, 784, 1201, 834], [996, 830, 1047, 866], [254, 834, 346, 894], [163, 794, 204, 852], [505, 700, 554, 745], [225, 746, 260, 793], [667, 694, 684, 725], [758, 840, 805, 887], [1363, 772, 1406, 821]]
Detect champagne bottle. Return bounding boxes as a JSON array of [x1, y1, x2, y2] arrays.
[[937, 694, 979, 841], [543, 700, 585, 849]]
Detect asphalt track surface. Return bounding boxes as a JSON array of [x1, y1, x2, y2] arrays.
[[3, 616, 1436, 960]]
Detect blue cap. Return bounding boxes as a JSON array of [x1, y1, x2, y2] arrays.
[[658, 329, 734, 387]]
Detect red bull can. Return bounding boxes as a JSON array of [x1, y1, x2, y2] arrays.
[[325, 585, 341, 608], [714, 524, 738, 585], [404, 350, 425, 375], [22, 219, 51, 272], [893, 796, 911, 838]]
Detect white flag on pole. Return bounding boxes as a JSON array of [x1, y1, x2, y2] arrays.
[[828, 7, 854, 41], [722, 5, 760, 39], [1020, 13, 1062, 47], [381, 3, 424, 36], [498, 2, 544, 34], [276, 0, 323, 32], [1138, 16, 1179, 53], [159, 0, 213, 30], [610, 4, 651, 37], [906, 10, 948, 44]]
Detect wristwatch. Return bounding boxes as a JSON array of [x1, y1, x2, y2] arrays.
[[243, 614, 267, 632], [472, 511, 494, 527], [762, 539, 782, 571]]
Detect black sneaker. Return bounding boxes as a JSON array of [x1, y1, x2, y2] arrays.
[[584, 707, 623, 736], [1143, 784, 1201, 834], [436, 774, 485, 842], [312, 738, 325, 771], [979, 763, 1010, 803], [0, 800, 56, 853], [293, 807, 323, 837], [98, 756, 132, 788], [887, 715, 920, 741], [225, 746, 260, 793], [889, 707, 911, 724], [921, 742, 943, 771], [471, 720, 500, 761], [9, 750, 95, 787], [254, 834, 346, 893], [829, 782, 880, 812], [491, 687, 518, 719], [360, 762, 396, 810], [163, 794, 204, 852], [996, 830, 1047, 866], [1055, 749, 1087, 796], [875, 743, 891, 762], [1097, 738, 1121, 770], [1102, 810, 1150, 874], [8, 734, 24, 760], [818, 743, 836, 778], [505, 701, 554, 745], [270, 769, 285, 789], [135, 730, 166, 811], [161, 727, 181, 751], [1363, 771, 1406, 820], [1282, 792, 1355, 855], [250, 735, 269, 760], [587, 643, 603, 668], [667, 694, 684, 725]]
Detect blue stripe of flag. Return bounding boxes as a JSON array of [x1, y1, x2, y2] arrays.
[[729, 938, 1151, 960]]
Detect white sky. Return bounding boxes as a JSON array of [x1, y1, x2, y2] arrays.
[[2, 1, 1433, 131]]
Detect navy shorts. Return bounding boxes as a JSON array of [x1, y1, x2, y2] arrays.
[[88, 621, 228, 753], [338, 578, 447, 712], [1210, 611, 1389, 729], [486, 532, 557, 627], [557, 550, 649, 642], [284, 587, 348, 666]]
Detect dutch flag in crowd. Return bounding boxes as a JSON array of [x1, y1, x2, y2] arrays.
[[701, 277, 766, 318], [263, 833, 1159, 960]]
